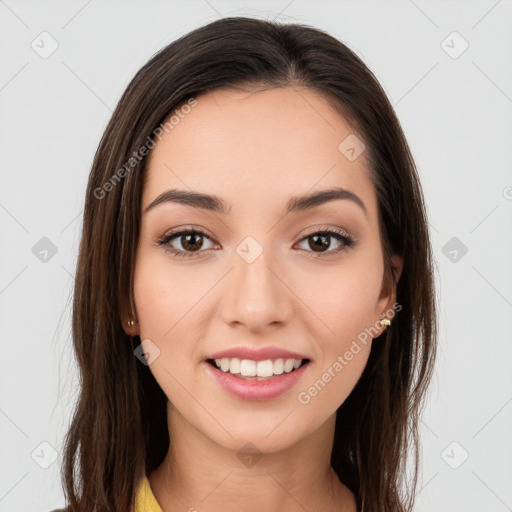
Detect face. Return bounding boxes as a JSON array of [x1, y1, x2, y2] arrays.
[[126, 86, 402, 453]]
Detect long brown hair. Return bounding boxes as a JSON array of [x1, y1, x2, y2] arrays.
[[61, 16, 437, 512]]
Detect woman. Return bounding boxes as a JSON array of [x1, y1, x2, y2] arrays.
[[58, 16, 437, 512]]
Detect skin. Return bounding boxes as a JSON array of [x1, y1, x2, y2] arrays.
[[123, 86, 403, 512]]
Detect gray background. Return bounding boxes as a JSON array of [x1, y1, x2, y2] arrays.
[[1, 1, 511, 511]]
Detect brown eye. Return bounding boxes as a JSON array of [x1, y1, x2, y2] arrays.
[[308, 234, 331, 252], [296, 228, 356, 256], [180, 232, 204, 251], [157, 228, 217, 258]]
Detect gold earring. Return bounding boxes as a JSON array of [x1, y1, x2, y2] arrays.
[[127, 313, 137, 327], [379, 313, 391, 327]]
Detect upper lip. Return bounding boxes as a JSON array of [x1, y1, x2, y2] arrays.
[[206, 346, 310, 362]]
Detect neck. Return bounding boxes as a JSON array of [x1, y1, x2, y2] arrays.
[[148, 403, 356, 512]]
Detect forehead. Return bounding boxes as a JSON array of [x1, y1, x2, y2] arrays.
[[142, 86, 376, 218]]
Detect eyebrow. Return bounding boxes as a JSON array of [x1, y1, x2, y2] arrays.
[[144, 186, 368, 218]]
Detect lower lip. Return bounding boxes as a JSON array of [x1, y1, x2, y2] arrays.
[[203, 360, 310, 401]]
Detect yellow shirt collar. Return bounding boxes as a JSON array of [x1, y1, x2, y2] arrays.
[[134, 476, 163, 512]]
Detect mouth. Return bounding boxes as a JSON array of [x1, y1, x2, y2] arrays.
[[205, 357, 311, 381], [204, 356, 312, 401]]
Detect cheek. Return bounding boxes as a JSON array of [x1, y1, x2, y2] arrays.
[[293, 269, 379, 412], [292, 255, 383, 346], [133, 259, 171, 340], [133, 252, 205, 403], [133, 247, 204, 339], [133, 247, 222, 385]]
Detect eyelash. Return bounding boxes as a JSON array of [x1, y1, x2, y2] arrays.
[[156, 226, 356, 259]]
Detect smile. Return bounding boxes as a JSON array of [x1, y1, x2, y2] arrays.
[[204, 358, 311, 400], [208, 357, 309, 379]]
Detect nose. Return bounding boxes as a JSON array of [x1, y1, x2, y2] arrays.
[[219, 246, 292, 333]]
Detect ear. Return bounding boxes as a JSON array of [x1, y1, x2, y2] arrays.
[[374, 254, 403, 336], [390, 254, 403, 287], [120, 294, 140, 337]]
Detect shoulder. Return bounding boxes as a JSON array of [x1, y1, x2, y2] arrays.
[[47, 477, 161, 512]]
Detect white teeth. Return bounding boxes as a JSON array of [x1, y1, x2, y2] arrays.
[[229, 358, 240, 374], [212, 357, 305, 377], [283, 359, 294, 372], [220, 358, 230, 372], [256, 360, 274, 377], [240, 359, 256, 376], [273, 359, 284, 374]]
